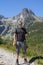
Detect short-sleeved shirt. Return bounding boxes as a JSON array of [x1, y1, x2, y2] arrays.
[[14, 27, 27, 42]]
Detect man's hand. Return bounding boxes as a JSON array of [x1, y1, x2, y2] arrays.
[[13, 41, 16, 46]]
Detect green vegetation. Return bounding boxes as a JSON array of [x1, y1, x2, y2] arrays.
[[26, 22, 43, 57], [37, 60, 43, 65], [28, 22, 43, 32], [26, 33, 43, 57], [0, 35, 16, 53]]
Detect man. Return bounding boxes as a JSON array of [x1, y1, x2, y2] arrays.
[[13, 19, 28, 65]]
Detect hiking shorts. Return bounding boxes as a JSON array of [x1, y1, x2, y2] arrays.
[[16, 41, 26, 55]]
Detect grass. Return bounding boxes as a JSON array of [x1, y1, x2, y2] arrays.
[[26, 33, 43, 57]]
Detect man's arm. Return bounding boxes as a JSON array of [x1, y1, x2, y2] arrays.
[[25, 33, 28, 37], [25, 32, 29, 37], [13, 33, 17, 46]]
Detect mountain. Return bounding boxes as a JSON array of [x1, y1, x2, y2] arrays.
[[0, 8, 43, 37]]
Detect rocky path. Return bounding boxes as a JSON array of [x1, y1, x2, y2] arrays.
[[0, 48, 35, 65]]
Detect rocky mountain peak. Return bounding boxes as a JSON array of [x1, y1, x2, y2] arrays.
[[22, 8, 29, 14], [22, 8, 35, 16]]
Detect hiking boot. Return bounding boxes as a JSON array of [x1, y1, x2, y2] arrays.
[[24, 59, 30, 65], [24, 59, 27, 64]]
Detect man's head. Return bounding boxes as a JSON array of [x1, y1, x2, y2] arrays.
[[18, 19, 23, 28]]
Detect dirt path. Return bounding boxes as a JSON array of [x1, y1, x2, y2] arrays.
[[0, 48, 35, 65]]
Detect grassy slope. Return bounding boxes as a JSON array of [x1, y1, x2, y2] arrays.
[[26, 22, 43, 65], [26, 22, 43, 57]]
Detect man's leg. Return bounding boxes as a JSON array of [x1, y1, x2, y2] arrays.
[[16, 54, 19, 65], [23, 54, 27, 63], [23, 48, 27, 63], [22, 42, 30, 65], [16, 42, 20, 65], [21, 42, 27, 63]]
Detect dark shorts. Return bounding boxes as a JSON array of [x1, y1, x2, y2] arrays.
[[16, 41, 26, 55]]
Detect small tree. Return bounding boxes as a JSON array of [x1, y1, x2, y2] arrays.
[[0, 36, 3, 44]]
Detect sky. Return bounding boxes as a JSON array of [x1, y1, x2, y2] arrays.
[[0, 0, 43, 17]]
